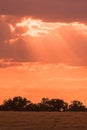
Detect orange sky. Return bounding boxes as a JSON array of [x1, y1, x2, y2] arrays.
[[0, 0, 87, 105], [0, 63, 87, 105]]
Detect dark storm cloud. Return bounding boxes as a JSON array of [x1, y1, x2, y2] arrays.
[[0, 0, 87, 22]]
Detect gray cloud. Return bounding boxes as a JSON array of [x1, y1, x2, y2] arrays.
[[0, 0, 87, 22]]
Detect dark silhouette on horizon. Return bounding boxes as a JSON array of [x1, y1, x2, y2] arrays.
[[0, 96, 86, 112]]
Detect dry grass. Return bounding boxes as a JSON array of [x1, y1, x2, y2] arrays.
[[0, 112, 87, 130]]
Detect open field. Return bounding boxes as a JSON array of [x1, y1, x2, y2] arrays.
[[0, 112, 87, 130]]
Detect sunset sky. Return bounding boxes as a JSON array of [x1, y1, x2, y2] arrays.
[[0, 0, 87, 105]]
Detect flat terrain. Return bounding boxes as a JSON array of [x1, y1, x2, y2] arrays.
[[0, 112, 87, 130]]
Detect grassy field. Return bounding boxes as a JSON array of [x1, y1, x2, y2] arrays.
[[0, 112, 87, 130]]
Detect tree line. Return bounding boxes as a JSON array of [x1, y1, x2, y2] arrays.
[[0, 96, 86, 112]]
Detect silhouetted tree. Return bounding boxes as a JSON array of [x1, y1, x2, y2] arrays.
[[69, 100, 86, 111], [2, 99, 13, 111], [41, 98, 68, 111], [2, 96, 31, 111], [25, 103, 40, 111], [0, 96, 87, 112], [47, 99, 68, 111], [39, 98, 53, 111], [12, 96, 31, 111], [41, 98, 49, 104]]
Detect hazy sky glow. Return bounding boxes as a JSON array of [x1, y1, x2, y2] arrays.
[[0, 0, 87, 104]]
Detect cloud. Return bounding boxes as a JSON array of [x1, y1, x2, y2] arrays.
[[0, 18, 12, 42], [0, 61, 22, 68], [0, 38, 36, 62], [0, 16, 36, 64], [0, 15, 87, 67], [0, 0, 87, 22]]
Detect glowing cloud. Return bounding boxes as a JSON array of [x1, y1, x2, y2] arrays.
[[16, 18, 87, 37], [0, 16, 87, 66], [16, 18, 53, 37]]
